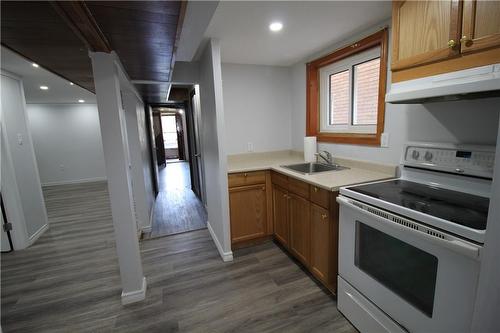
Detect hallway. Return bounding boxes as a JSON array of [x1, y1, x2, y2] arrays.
[[147, 161, 207, 239]]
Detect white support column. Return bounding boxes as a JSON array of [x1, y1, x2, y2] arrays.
[[89, 52, 146, 305], [122, 90, 152, 233]]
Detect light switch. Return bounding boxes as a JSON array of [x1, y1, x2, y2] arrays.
[[17, 133, 23, 145], [247, 142, 254, 152]]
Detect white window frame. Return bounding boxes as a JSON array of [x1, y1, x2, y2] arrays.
[[319, 47, 381, 134]]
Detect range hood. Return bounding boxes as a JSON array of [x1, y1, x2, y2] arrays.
[[386, 63, 500, 104]]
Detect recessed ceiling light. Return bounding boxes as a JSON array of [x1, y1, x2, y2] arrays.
[[32, 63, 39, 68], [69, 82, 74, 86], [269, 22, 283, 32], [78, 99, 85, 103], [39, 85, 49, 90]]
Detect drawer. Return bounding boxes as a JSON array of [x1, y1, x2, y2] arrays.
[[271, 171, 288, 189], [228, 171, 266, 188], [288, 177, 309, 199], [310, 185, 330, 209]]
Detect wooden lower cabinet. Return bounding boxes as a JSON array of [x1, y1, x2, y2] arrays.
[[272, 185, 289, 247], [229, 184, 267, 243], [289, 193, 311, 266], [271, 171, 339, 293], [230, 170, 339, 293], [310, 203, 337, 291], [228, 171, 273, 246]]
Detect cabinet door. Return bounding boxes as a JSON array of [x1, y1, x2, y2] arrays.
[[229, 184, 267, 244], [392, 0, 462, 71], [272, 185, 289, 247], [310, 204, 331, 285], [461, 0, 500, 53], [289, 193, 311, 266]]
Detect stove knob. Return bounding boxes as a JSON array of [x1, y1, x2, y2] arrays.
[[424, 151, 433, 162], [412, 150, 420, 160]]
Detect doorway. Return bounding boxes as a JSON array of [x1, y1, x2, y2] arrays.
[[146, 86, 207, 238]]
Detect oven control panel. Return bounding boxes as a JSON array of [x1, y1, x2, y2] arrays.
[[403, 143, 495, 178]]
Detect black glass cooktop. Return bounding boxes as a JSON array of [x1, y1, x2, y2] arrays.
[[349, 180, 489, 230]]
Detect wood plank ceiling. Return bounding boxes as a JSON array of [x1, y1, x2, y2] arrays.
[[1, 1, 185, 104]]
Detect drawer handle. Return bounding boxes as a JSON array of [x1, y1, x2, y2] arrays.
[[244, 173, 248, 177], [321, 214, 328, 220]]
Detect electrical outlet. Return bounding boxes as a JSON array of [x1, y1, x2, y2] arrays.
[[17, 133, 23, 145], [59, 164, 65, 171], [381, 133, 390, 148], [247, 142, 254, 152]]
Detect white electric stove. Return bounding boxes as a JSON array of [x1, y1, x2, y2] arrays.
[[336, 142, 495, 333]]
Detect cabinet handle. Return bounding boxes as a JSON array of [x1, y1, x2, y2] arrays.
[[321, 214, 328, 220], [244, 173, 248, 177], [447, 39, 457, 49], [262, 187, 265, 191], [283, 194, 287, 198], [313, 187, 318, 192], [460, 35, 472, 46]]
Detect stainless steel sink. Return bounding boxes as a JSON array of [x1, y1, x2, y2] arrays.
[[281, 162, 349, 175]]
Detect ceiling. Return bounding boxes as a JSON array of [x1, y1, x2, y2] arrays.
[[1, 47, 96, 104], [1, 1, 184, 104], [1, 1, 95, 92], [204, 1, 391, 66]]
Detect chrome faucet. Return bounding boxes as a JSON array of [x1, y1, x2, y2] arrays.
[[316, 150, 333, 165]]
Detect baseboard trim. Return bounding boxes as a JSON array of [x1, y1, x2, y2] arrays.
[[207, 221, 233, 262], [28, 223, 49, 246], [141, 198, 156, 233], [121, 277, 147, 305], [42, 177, 107, 187]]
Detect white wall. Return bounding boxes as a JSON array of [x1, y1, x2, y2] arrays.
[[1, 72, 48, 245], [222, 63, 292, 154], [290, 22, 500, 165], [26, 104, 106, 185], [199, 39, 233, 261]]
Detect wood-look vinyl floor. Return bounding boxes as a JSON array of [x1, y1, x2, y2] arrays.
[[1, 182, 356, 333], [146, 161, 207, 239]]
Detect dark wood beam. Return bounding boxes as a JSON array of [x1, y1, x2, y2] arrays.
[[169, 0, 187, 81], [50, 1, 112, 53]]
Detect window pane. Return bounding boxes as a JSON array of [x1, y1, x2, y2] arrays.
[[329, 70, 350, 125], [353, 58, 380, 125]]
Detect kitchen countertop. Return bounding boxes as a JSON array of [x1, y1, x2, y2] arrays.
[[227, 150, 397, 191]]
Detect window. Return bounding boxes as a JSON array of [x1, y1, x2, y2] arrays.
[[161, 115, 178, 149], [307, 29, 388, 145]]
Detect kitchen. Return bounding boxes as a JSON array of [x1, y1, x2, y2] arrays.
[[1, 1, 499, 332], [217, 1, 500, 332]]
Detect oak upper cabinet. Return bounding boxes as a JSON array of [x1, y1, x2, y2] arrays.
[[229, 184, 267, 243], [461, 0, 500, 54], [391, 0, 462, 71], [391, 0, 500, 82], [289, 193, 311, 266], [272, 185, 289, 247]]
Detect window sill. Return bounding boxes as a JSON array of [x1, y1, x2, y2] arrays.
[[316, 132, 381, 146]]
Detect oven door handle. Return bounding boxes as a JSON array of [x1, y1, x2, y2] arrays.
[[337, 196, 481, 260]]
